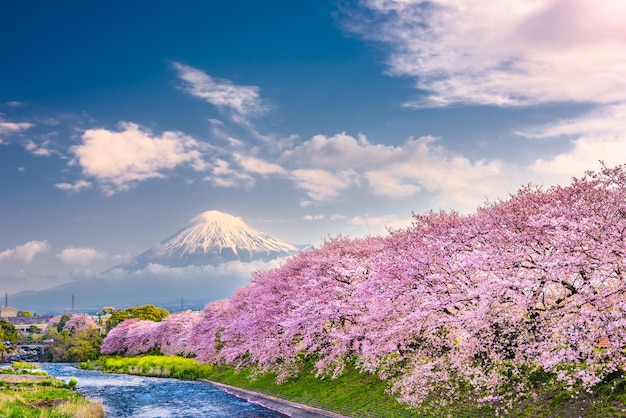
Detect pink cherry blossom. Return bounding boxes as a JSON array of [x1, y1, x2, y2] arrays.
[[101, 164, 626, 408], [63, 313, 98, 331]]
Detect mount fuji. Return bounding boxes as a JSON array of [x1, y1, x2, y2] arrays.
[[10, 210, 305, 314], [116, 210, 300, 271]]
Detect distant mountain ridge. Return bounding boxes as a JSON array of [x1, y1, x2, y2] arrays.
[[11, 210, 305, 314], [116, 210, 300, 271]]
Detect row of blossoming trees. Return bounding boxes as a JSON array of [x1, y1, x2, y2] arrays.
[[101, 165, 626, 407]]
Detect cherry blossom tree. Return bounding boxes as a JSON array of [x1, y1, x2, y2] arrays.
[[63, 313, 98, 332], [123, 319, 161, 355], [47, 315, 62, 328], [101, 318, 140, 355], [189, 300, 233, 363], [352, 165, 626, 406], [156, 311, 202, 356]]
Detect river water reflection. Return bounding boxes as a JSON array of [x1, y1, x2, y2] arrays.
[[40, 363, 283, 418]]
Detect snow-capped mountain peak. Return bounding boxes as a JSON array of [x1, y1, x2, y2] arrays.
[[159, 210, 297, 257], [116, 210, 300, 271]]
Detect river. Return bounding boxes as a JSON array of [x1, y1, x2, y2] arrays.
[[40, 363, 284, 417]]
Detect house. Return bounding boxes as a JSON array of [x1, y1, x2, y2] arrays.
[[3, 316, 53, 333], [0, 306, 52, 333]]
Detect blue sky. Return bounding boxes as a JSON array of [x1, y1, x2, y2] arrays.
[[2, 0, 626, 295]]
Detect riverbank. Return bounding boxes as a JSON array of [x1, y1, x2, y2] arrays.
[[82, 355, 626, 417], [0, 363, 104, 417], [82, 355, 418, 417]]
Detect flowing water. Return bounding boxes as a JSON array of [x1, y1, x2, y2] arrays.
[[40, 363, 283, 418]]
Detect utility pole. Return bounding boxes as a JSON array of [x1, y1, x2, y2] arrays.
[[71, 294, 75, 313]]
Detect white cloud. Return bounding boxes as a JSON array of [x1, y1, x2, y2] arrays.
[[24, 139, 53, 157], [0, 119, 33, 135], [283, 133, 384, 169], [105, 259, 282, 282], [350, 214, 411, 228], [303, 214, 325, 221], [55, 180, 93, 193], [349, 0, 626, 107], [284, 133, 504, 209], [290, 168, 357, 202], [349, 214, 414, 235], [0, 240, 50, 262], [173, 62, 267, 117], [531, 138, 625, 180], [203, 152, 287, 188], [520, 104, 626, 180], [204, 158, 254, 188], [365, 170, 420, 197], [234, 153, 286, 176], [71, 122, 209, 195], [518, 104, 626, 139], [57, 247, 106, 265]]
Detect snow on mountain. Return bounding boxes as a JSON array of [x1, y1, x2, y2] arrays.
[[117, 210, 300, 271]]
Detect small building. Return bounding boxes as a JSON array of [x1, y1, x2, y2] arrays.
[[0, 306, 18, 318], [3, 316, 53, 333], [95, 306, 116, 332]]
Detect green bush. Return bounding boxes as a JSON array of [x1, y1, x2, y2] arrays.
[[67, 377, 78, 390]]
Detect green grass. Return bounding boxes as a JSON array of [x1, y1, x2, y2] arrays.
[[0, 375, 104, 418], [205, 360, 418, 417], [0, 361, 48, 376], [83, 355, 626, 417]]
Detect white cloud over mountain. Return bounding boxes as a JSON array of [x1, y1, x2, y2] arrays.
[[0, 240, 50, 262], [57, 247, 106, 265]]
